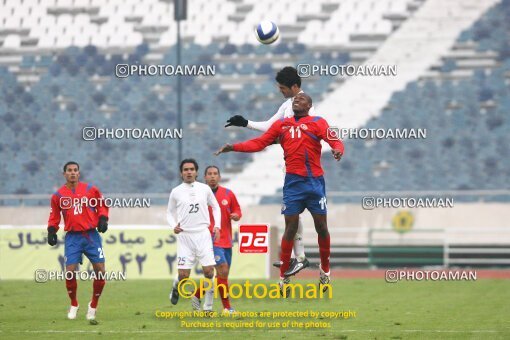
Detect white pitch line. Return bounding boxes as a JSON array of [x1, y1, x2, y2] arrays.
[[2, 330, 303, 334], [0, 329, 507, 334]]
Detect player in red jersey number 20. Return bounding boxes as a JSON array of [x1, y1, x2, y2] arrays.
[[47, 161, 109, 320]]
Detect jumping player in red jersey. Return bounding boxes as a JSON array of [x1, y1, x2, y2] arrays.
[[225, 66, 314, 276], [201, 165, 241, 313], [47, 161, 109, 320], [215, 93, 343, 293]]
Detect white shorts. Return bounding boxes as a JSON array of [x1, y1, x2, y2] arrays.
[[176, 229, 215, 269]]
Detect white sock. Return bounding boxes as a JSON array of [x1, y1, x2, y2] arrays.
[[294, 218, 306, 261], [203, 278, 215, 311]]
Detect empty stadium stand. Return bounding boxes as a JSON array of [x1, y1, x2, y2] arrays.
[[0, 0, 508, 206]]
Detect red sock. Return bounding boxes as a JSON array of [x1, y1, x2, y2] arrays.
[[65, 277, 78, 307], [195, 288, 202, 299], [279, 238, 294, 277], [216, 277, 231, 309], [318, 234, 331, 273], [90, 279, 105, 308]]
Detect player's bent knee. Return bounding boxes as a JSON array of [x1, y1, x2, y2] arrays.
[[318, 230, 329, 239], [203, 266, 215, 279], [92, 264, 106, 275], [178, 269, 191, 281], [316, 226, 329, 238], [65, 265, 78, 278], [314, 223, 328, 235], [284, 223, 299, 239], [215, 263, 229, 278]]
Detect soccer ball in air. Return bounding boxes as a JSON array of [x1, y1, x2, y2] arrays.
[[255, 20, 280, 44]]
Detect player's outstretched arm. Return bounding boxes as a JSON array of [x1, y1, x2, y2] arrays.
[[317, 119, 344, 161], [217, 120, 282, 156], [225, 115, 248, 128], [225, 103, 285, 132], [214, 144, 234, 155]]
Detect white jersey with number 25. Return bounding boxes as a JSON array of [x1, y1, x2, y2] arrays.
[[167, 181, 221, 233]]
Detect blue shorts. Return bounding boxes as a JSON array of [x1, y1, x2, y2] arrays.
[[213, 246, 232, 266], [64, 229, 105, 265], [282, 174, 327, 215]]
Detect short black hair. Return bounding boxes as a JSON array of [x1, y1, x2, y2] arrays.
[[63, 161, 79, 172], [204, 165, 221, 176], [275, 66, 301, 88], [180, 158, 199, 172], [299, 92, 312, 105]]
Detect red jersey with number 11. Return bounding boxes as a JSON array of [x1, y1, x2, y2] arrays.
[[233, 115, 344, 177]]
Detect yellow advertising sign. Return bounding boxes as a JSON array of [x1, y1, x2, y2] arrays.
[[391, 211, 415, 234], [0, 225, 268, 280]]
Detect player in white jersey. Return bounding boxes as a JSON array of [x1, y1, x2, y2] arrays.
[[168, 159, 221, 313], [225, 66, 311, 277]]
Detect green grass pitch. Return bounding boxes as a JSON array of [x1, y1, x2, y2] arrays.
[[0, 278, 509, 339]]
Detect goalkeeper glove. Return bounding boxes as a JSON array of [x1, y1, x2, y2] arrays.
[[97, 215, 108, 233], [47, 226, 57, 246], [225, 115, 248, 127]]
